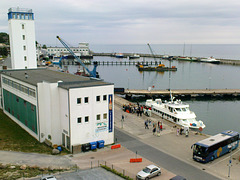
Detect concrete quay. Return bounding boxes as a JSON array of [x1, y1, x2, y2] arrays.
[[112, 95, 240, 180]]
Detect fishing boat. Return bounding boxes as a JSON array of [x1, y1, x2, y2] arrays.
[[145, 92, 205, 129], [138, 64, 177, 72], [129, 54, 140, 59], [200, 57, 220, 64]]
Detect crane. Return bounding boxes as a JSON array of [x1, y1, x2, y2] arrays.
[[147, 43, 157, 61], [56, 36, 99, 78]]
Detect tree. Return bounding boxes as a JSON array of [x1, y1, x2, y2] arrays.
[[0, 47, 8, 57], [0, 32, 9, 45], [42, 44, 47, 49]]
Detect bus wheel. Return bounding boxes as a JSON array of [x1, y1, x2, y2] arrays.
[[211, 156, 215, 161]]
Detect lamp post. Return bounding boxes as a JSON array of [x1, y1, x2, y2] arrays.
[[228, 145, 232, 179]]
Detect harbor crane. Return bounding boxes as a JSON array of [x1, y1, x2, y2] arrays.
[[56, 36, 99, 78], [147, 43, 157, 61], [147, 43, 162, 64]]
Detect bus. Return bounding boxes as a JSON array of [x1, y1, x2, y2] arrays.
[[192, 130, 239, 163]]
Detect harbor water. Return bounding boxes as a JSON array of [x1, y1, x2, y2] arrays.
[[67, 44, 240, 135]]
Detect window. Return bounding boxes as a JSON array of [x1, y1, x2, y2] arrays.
[[16, 97, 19, 102], [22, 24, 24, 29], [24, 100, 27, 107], [77, 117, 82, 123], [85, 116, 89, 123], [84, 97, 89, 103], [103, 113, 107, 119], [96, 114, 101, 120], [96, 95, 100, 102], [103, 95, 107, 101], [24, 56, 27, 61], [77, 98, 81, 104], [23, 46, 26, 50], [22, 35, 25, 40]]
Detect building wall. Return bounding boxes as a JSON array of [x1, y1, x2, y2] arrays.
[[69, 85, 114, 151], [59, 87, 70, 149], [37, 81, 61, 145], [8, 13, 37, 69], [1, 75, 38, 140]]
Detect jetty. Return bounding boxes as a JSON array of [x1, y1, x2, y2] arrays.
[[115, 88, 240, 98], [92, 52, 240, 66]]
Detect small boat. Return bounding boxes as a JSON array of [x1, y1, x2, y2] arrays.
[[200, 57, 220, 64], [178, 56, 192, 61], [129, 54, 140, 59], [138, 64, 177, 72], [115, 53, 124, 58], [52, 56, 61, 65], [145, 92, 205, 129]]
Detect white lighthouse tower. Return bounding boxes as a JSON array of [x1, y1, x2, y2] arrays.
[[8, 7, 37, 69]]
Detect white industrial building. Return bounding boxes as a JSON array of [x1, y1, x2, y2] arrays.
[[0, 69, 114, 153], [8, 7, 37, 69], [47, 43, 92, 58]]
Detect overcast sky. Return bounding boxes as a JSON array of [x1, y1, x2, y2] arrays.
[[1, 0, 240, 46]]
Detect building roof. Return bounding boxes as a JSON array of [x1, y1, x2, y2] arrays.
[[1, 68, 113, 89]]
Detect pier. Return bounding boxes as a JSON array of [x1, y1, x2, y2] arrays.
[[61, 60, 162, 66], [92, 52, 240, 66], [115, 89, 240, 98]]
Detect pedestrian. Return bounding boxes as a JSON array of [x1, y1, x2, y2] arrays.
[[160, 123, 163, 131], [144, 120, 148, 129], [185, 129, 189, 137], [122, 115, 124, 121], [153, 126, 156, 135], [158, 121, 160, 128], [157, 127, 161, 136], [176, 128, 179, 136], [180, 127, 183, 135]]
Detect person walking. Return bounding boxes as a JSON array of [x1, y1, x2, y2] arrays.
[[176, 128, 179, 136], [160, 122, 163, 131], [153, 126, 156, 135]]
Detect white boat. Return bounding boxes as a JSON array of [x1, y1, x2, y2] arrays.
[[200, 57, 220, 64], [146, 93, 205, 129], [129, 54, 140, 59]]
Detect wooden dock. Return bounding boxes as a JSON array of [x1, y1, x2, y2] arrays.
[[116, 89, 240, 97]]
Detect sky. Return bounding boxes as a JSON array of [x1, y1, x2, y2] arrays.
[[1, 0, 240, 46]]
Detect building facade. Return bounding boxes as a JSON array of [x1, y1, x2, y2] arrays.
[[0, 69, 114, 153], [8, 7, 37, 69], [47, 43, 92, 58]]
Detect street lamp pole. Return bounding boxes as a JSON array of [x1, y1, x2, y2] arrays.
[[228, 145, 232, 179]]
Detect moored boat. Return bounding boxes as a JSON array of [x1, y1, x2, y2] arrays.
[[138, 64, 177, 72], [115, 53, 124, 58], [129, 54, 140, 59], [145, 92, 205, 129], [200, 57, 220, 64]]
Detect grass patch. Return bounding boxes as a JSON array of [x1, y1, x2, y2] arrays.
[[0, 109, 68, 155], [0, 164, 72, 180]]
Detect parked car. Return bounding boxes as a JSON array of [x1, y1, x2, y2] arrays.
[[136, 164, 161, 180], [40, 175, 57, 180]]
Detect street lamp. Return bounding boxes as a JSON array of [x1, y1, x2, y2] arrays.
[[227, 144, 233, 179]]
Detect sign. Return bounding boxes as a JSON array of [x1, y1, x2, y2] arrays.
[[108, 94, 113, 132]]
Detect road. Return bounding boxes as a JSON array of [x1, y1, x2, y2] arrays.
[[115, 128, 221, 180]]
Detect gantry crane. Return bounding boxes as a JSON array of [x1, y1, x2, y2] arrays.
[[56, 36, 99, 78], [147, 43, 157, 61]]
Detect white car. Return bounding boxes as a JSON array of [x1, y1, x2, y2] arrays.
[[40, 175, 57, 180], [136, 164, 161, 180]]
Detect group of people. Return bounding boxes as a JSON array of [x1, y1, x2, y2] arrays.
[[144, 120, 163, 136], [122, 103, 146, 116], [176, 127, 189, 137]]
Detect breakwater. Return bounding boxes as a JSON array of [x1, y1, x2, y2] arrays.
[[92, 52, 240, 65]]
